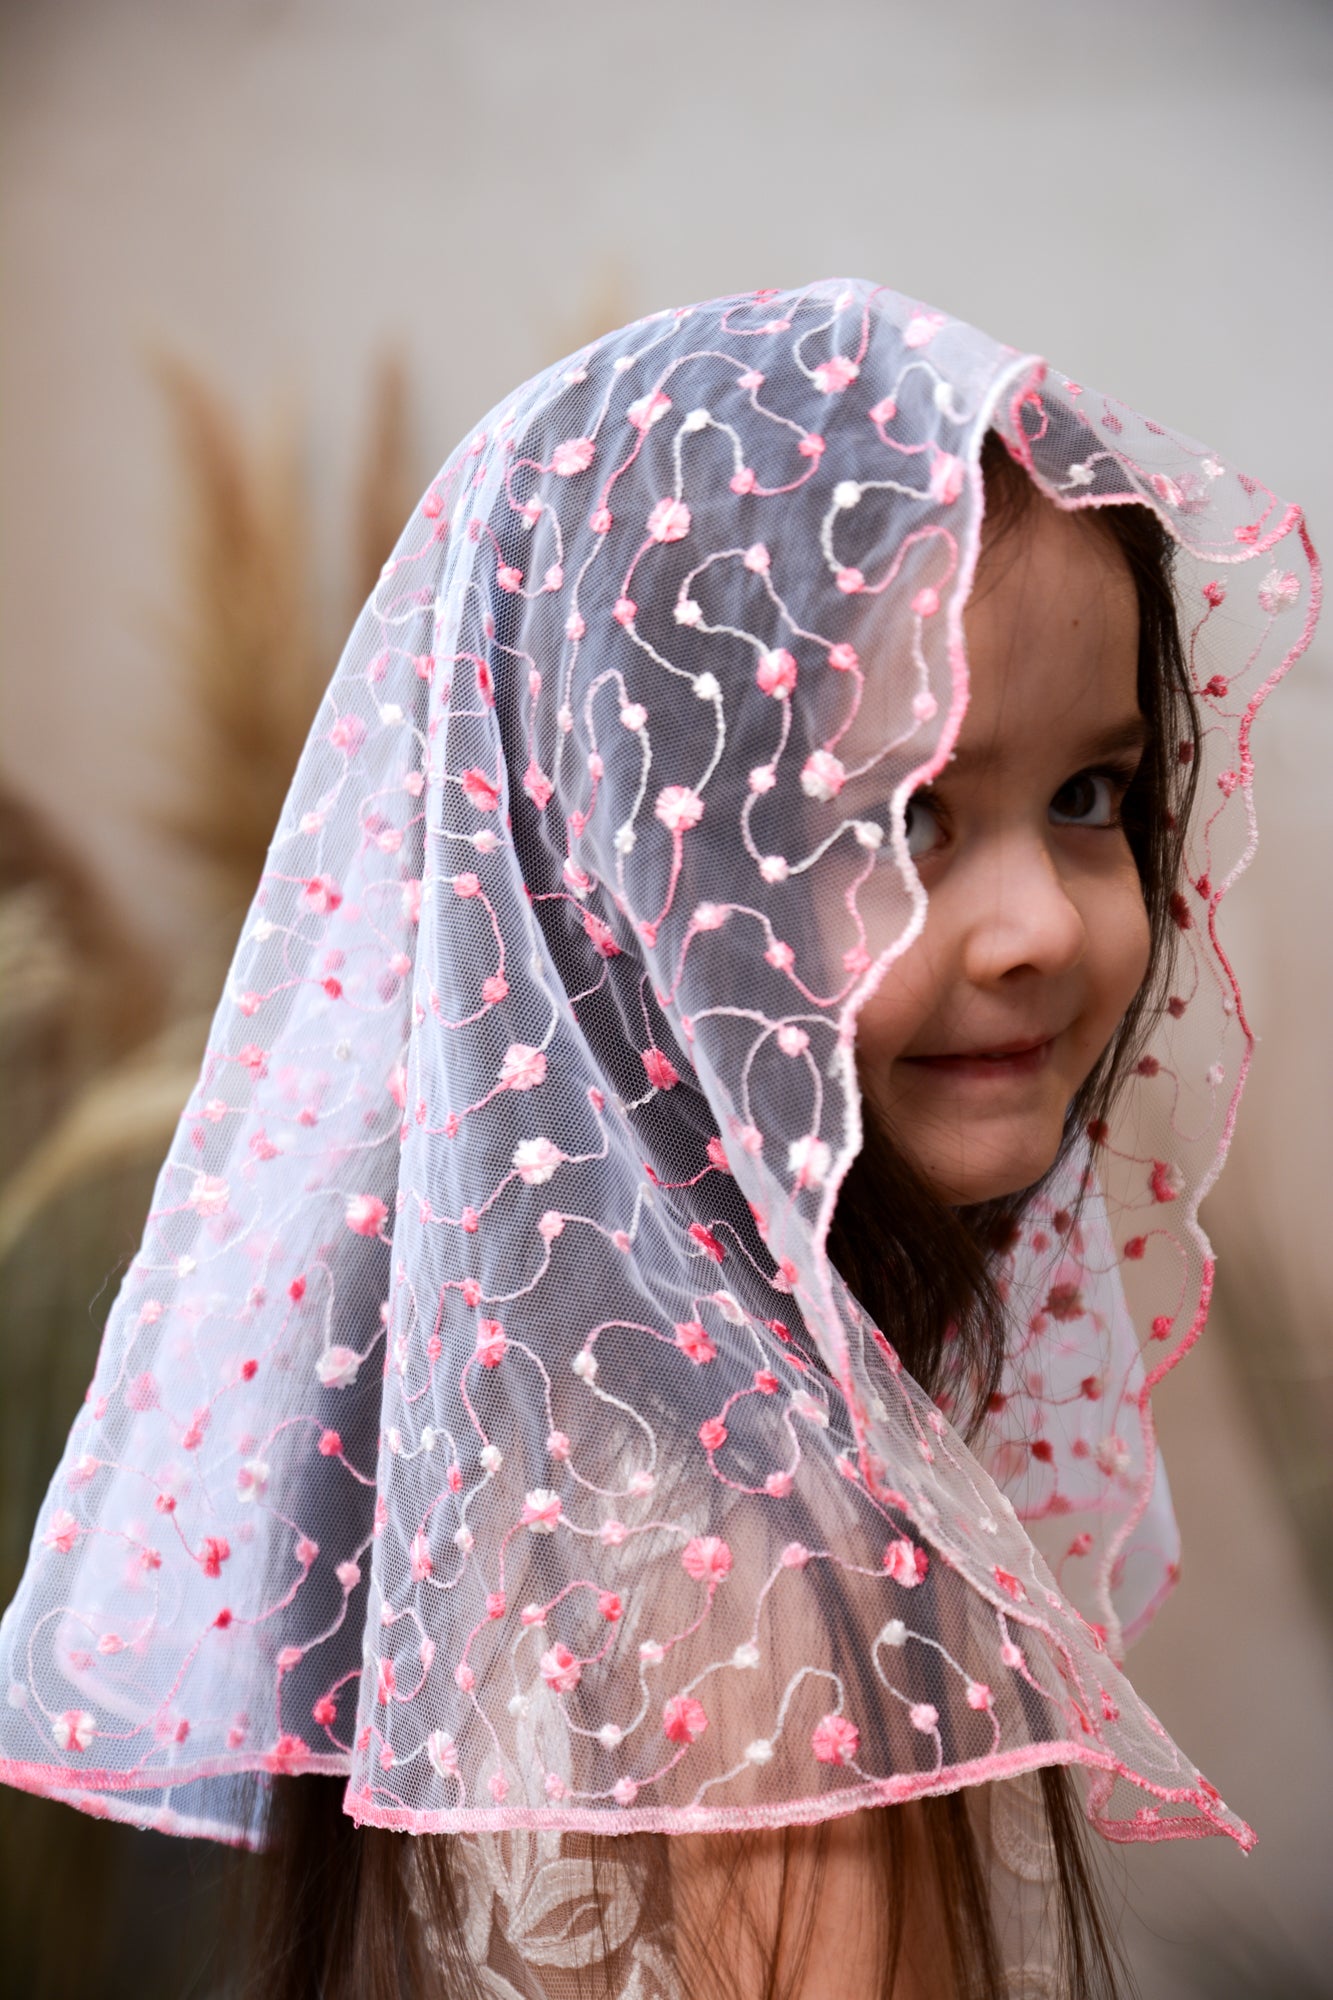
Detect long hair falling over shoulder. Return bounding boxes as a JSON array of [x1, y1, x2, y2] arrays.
[[234, 438, 1197, 2000]]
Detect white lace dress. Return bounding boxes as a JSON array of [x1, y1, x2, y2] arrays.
[[412, 1772, 1064, 2000]]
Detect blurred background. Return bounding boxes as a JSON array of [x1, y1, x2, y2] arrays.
[[0, 1, 1329, 1993]]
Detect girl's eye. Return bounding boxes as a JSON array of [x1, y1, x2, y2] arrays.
[[904, 793, 944, 860], [1049, 768, 1131, 829]]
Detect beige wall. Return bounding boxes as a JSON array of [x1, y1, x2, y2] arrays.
[[2, 1, 1330, 1989]]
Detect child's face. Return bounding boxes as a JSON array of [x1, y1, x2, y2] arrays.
[[855, 495, 1152, 1207]]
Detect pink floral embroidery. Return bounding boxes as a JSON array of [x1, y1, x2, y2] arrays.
[[811, 1713, 859, 1764], [642, 1048, 681, 1090], [647, 497, 691, 543], [662, 1695, 709, 1745], [882, 1537, 929, 1587], [499, 1044, 547, 1091], [814, 356, 859, 393], [674, 1320, 717, 1364], [345, 1194, 388, 1237], [681, 1535, 732, 1584], [540, 1643, 582, 1693], [654, 785, 704, 832], [552, 436, 595, 476], [461, 768, 500, 810], [43, 1510, 79, 1555], [522, 1489, 563, 1533], [756, 648, 798, 697]]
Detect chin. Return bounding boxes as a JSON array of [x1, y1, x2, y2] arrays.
[[920, 1133, 1062, 1209]]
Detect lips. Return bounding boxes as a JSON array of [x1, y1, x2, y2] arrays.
[[900, 1035, 1056, 1077]]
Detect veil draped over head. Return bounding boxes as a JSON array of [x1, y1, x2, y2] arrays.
[[0, 280, 1318, 1856]]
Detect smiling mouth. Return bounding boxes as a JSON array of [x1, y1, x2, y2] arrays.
[[900, 1038, 1055, 1077]]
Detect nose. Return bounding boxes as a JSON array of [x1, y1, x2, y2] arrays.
[[959, 831, 1087, 988]]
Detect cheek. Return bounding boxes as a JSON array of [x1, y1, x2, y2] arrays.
[[853, 963, 927, 1073], [1094, 869, 1152, 1020]]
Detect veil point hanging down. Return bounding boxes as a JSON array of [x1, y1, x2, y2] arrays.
[[0, 279, 1318, 1854]]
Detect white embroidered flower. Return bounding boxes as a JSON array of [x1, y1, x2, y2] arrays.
[[316, 1345, 362, 1389], [693, 672, 721, 700], [236, 1458, 270, 1503], [427, 1729, 459, 1776], [744, 1738, 774, 1764], [513, 1137, 562, 1186], [878, 1619, 908, 1648], [732, 1641, 760, 1669], [788, 1134, 831, 1188], [479, 1444, 503, 1473], [833, 481, 861, 508], [597, 1722, 624, 1749], [800, 750, 846, 801]]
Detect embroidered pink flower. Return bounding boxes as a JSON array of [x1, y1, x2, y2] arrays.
[[552, 436, 595, 476], [461, 767, 500, 810], [909, 1702, 939, 1732], [52, 1709, 96, 1753], [329, 714, 366, 754], [523, 761, 554, 810], [688, 1222, 725, 1263], [814, 356, 859, 393], [681, 1535, 732, 1584], [303, 875, 343, 916], [500, 1044, 547, 1091], [674, 1319, 717, 1364], [882, 1537, 929, 1587], [200, 1535, 230, 1578], [800, 750, 846, 801], [43, 1509, 79, 1554], [647, 497, 691, 543], [811, 1713, 859, 1765], [654, 785, 704, 833], [697, 1417, 728, 1452], [642, 1048, 680, 1090], [522, 1488, 563, 1533], [583, 911, 621, 958], [188, 1173, 230, 1217], [613, 1777, 639, 1805], [540, 1643, 582, 1693], [929, 453, 966, 505], [513, 1137, 562, 1185], [345, 1194, 388, 1237], [993, 1567, 1026, 1601], [263, 1733, 309, 1774], [315, 1345, 362, 1388], [495, 564, 524, 593], [662, 1695, 709, 1745], [756, 648, 798, 697], [903, 311, 945, 348], [472, 1317, 506, 1367]]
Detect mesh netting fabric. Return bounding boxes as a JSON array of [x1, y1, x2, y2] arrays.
[[0, 279, 1318, 1852]]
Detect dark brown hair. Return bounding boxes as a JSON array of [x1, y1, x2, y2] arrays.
[[233, 433, 1199, 2000]]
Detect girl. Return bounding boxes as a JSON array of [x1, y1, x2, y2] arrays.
[[0, 281, 1318, 1998]]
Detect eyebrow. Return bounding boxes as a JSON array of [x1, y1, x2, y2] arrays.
[[943, 713, 1155, 776]]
